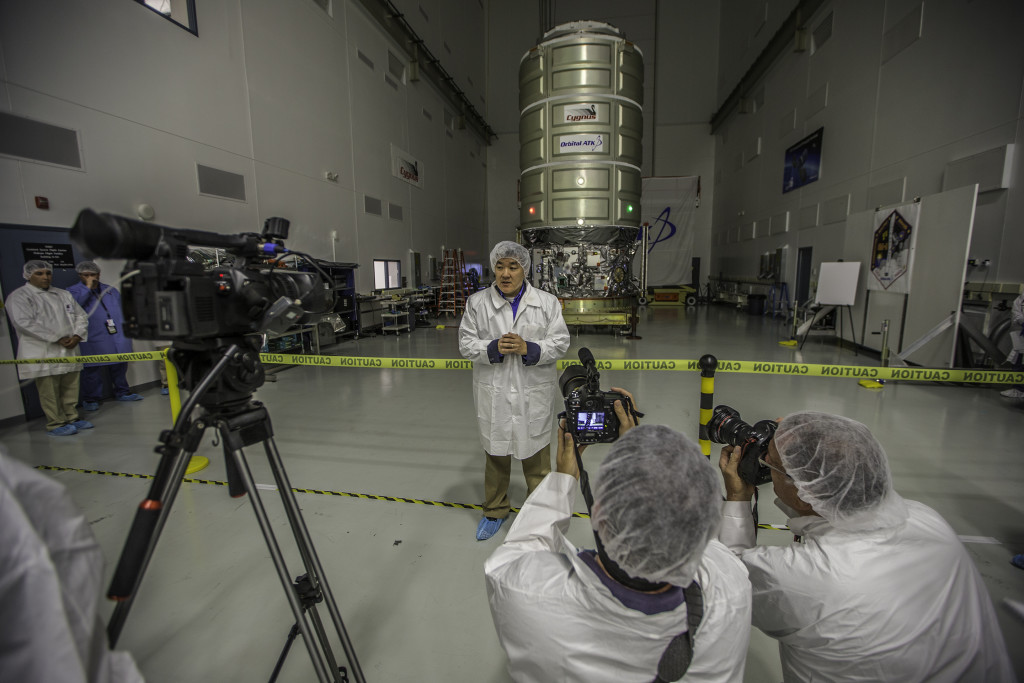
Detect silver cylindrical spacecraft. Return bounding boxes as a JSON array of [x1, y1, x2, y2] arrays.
[[518, 21, 644, 324]]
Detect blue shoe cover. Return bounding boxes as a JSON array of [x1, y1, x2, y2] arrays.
[[82, 401, 99, 411], [161, 387, 170, 395], [118, 393, 143, 401], [70, 420, 94, 430], [48, 424, 78, 436], [1012, 554, 1024, 570], [476, 516, 505, 541]]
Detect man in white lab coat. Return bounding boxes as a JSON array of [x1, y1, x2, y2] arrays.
[[4, 260, 92, 436], [459, 241, 569, 540], [485, 407, 752, 682], [718, 411, 1016, 682]]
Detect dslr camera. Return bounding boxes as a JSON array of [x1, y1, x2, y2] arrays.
[[558, 348, 639, 445], [70, 210, 334, 341], [706, 405, 778, 485]]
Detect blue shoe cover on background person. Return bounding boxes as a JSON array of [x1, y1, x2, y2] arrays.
[[1012, 554, 1024, 570], [476, 516, 505, 541], [117, 393, 144, 401], [82, 401, 100, 411], [48, 424, 78, 436], [70, 420, 94, 430], [161, 387, 170, 395]]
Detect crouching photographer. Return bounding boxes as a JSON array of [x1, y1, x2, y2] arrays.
[[717, 412, 1015, 682], [484, 387, 752, 683]]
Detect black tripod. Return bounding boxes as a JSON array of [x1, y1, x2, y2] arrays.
[[105, 336, 365, 683]]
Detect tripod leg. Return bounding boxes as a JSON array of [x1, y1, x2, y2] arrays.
[[226, 444, 338, 683], [263, 437, 367, 683], [107, 440, 199, 646]]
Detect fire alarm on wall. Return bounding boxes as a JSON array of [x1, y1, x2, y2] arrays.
[[34, 196, 50, 210]]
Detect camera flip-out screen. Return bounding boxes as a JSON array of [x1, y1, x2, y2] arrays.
[[576, 412, 606, 431]]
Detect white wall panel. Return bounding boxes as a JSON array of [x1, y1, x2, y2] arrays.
[[241, 1, 354, 189], [0, 1, 252, 155]]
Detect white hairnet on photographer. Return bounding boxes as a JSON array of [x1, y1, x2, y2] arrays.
[[489, 241, 529, 270], [593, 425, 722, 586], [774, 412, 908, 531]]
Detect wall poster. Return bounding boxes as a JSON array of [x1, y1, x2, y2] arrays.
[[783, 127, 823, 193]]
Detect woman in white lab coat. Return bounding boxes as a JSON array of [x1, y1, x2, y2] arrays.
[[459, 241, 569, 540]]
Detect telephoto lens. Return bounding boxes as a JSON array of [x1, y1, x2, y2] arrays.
[[707, 405, 778, 485]]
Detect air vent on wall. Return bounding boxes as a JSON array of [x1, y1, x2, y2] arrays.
[[364, 195, 383, 215], [388, 203, 403, 220], [357, 49, 374, 70], [312, 0, 331, 16], [422, 108, 433, 121], [197, 164, 246, 201], [812, 11, 833, 52], [0, 112, 82, 168], [388, 51, 405, 81], [384, 74, 399, 90]]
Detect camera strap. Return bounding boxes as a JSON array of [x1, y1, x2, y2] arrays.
[[570, 435, 666, 593], [652, 581, 704, 683], [568, 433, 705, 681]]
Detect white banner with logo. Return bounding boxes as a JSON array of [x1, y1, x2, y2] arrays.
[[641, 176, 698, 286], [868, 201, 920, 294], [391, 144, 423, 189]]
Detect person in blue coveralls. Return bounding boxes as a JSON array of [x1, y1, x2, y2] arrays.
[[67, 261, 142, 410]]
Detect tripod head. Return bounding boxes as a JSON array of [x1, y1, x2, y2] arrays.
[[168, 335, 266, 412]]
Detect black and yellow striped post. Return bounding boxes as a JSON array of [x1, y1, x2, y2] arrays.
[[698, 354, 717, 457]]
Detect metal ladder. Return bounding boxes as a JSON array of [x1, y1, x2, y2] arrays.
[[437, 248, 467, 317]]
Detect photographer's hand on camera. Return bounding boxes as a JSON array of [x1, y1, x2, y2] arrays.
[[609, 387, 639, 437], [497, 333, 527, 356], [719, 445, 755, 502], [556, 418, 581, 480]]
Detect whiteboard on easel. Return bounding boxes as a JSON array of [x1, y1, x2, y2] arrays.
[[816, 262, 860, 306]]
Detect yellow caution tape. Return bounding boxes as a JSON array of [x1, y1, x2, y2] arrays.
[[3, 353, 1020, 384]]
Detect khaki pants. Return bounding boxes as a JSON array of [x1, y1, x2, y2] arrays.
[[35, 373, 81, 430], [483, 445, 551, 519]]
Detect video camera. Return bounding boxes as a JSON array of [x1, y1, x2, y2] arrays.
[[706, 405, 778, 485], [70, 210, 334, 341], [558, 347, 640, 445]]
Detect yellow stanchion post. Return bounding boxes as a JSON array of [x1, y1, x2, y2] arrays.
[[162, 348, 208, 474], [698, 354, 718, 457]]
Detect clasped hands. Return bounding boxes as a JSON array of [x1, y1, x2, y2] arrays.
[[497, 333, 528, 356]]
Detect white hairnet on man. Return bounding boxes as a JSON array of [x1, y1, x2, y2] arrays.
[[489, 241, 530, 271], [774, 412, 908, 531], [75, 260, 101, 274], [23, 259, 53, 279], [486, 415, 752, 683], [718, 410, 1015, 682], [593, 425, 722, 586]]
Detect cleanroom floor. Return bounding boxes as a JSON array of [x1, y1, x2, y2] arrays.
[[2, 304, 1022, 682]]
